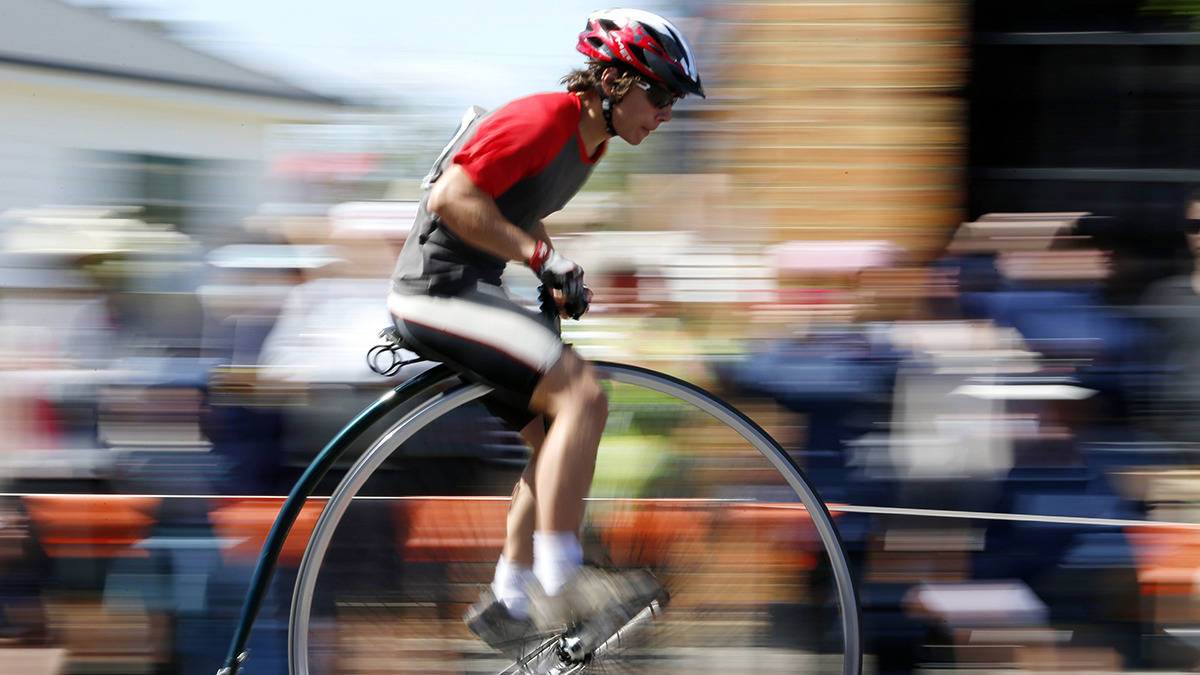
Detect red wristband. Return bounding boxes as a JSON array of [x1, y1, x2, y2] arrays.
[[529, 240, 551, 273]]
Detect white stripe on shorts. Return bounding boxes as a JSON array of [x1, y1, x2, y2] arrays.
[[387, 291, 563, 374]]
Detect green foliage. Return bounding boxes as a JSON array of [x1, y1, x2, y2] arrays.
[[602, 382, 689, 437], [1141, 0, 1200, 27], [592, 435, 672, 498]]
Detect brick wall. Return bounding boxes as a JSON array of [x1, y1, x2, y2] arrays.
[[700, 0, 970, 258]]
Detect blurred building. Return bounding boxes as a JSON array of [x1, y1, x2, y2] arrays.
[[688, 0, 1200, 273], [961, 0, 1200, 308], [970, 0, 1200, 231], [0, 0, 343, 237], [697, 0, 969, 259]]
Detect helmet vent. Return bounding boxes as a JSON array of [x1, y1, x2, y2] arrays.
[[650, 27, 683, 62]]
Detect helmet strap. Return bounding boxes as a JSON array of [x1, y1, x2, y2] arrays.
[[597, 85, 618, 137]]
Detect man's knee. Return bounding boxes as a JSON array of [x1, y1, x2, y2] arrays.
[[559, 354, 605, 405], [532, 351, 607, 418], [577, 368, 608, 418], [555, 365, 607, 421]]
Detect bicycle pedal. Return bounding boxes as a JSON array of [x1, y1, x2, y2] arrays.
[[557, 629, 589, 663], [527, 652, 585, 675], [551, 595, 666, 667], [506, 633, 568, 675]]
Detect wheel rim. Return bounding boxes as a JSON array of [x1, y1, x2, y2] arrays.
[[591, 362, 862, 675], [290, 382, 490, 675], [290, 363, 862, 675]]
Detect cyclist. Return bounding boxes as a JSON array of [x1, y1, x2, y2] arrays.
[[386, 8, 704, 661]]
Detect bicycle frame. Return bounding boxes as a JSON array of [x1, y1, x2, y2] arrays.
[[216, 363, 458, 675], [219, 361, 863, 675]]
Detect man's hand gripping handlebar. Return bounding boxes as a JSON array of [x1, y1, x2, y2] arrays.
[[529, 240, 592, 320]]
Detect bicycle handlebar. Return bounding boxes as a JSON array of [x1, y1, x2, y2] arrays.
[[538, 282, 563, 331]]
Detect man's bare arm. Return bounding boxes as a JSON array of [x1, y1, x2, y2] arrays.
[[427, 164, 540, 263], [531, 220, 553, 249]]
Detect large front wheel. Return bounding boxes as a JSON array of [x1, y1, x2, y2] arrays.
[[290, 362, 861, 675]]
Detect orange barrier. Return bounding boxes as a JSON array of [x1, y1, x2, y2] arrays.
[[1126, 525, 1200, 595], [209, 497, 327, 566], [20, 495, 837, 576], [720, 504, 832, 572], [392, 498, 510, 562], [1125, 525, 1200, 625], [590, 503, 714, 569], [23, 495, 161, 559]]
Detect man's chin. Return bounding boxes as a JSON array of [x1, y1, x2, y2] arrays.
[[623, 128, 649, 145]]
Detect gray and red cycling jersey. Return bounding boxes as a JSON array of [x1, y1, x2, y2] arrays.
[[388, 92, 606, 425], [391, 92, 606, 296]]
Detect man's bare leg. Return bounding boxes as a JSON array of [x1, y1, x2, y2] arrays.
[[488, 417, 545, 619], [502, 417, 545, 567], [525, 348, 607, 593], [485, 348, 606, 618]]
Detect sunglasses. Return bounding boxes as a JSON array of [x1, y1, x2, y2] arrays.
[[634, 80, 680, 109]]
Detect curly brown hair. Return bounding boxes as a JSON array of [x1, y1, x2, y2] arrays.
[[561, 58, 643, 104]]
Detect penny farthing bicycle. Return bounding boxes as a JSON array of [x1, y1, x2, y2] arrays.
[[217, 289, 861, 675]]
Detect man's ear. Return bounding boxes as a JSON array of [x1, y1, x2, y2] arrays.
[[600, 66, 619, 95]]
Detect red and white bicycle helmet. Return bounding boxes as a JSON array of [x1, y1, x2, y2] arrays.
[[577, 8, 705, 99]]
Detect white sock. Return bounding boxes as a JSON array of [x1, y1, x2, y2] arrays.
[[492, 555, 535, 620], [533, 531, 583, 596]]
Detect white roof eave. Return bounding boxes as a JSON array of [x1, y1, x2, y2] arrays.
[[0, 60, 347, 123]]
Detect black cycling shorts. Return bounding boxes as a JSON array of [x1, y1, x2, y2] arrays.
[[387, 282, 562, 431]]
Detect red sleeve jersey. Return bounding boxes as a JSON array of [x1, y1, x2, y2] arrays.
[[392, 92, 607, 294], [454, 92, 605, 199]]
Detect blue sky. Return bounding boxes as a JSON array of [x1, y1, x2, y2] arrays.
[[65, 0, 675, 110]]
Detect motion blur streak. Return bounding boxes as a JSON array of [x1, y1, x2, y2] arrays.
[[4, 0, 1200, 672]]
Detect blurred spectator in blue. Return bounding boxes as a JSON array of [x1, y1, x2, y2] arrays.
[[199, 244, 334, 495], [942, 214, 1156, 438]]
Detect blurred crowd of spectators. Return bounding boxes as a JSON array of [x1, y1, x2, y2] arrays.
[[5, 194, 1200, 673]]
